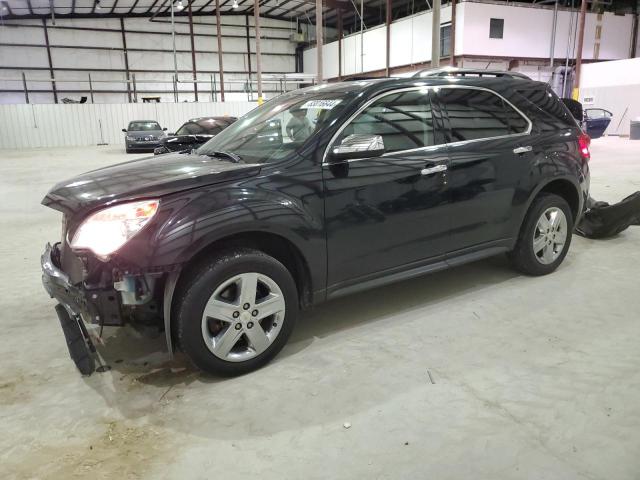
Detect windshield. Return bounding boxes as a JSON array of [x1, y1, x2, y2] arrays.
[[197, 90, 352, 163], [176, 121, 223, 136], [128, 121, 161, 131]]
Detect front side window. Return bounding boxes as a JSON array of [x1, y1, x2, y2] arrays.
[[198, 90, 351, 163], [437, 88, 527, 142], [336, 90, 436, 153]]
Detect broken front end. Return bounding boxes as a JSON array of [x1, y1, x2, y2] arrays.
[[41, 200, 173, 375]]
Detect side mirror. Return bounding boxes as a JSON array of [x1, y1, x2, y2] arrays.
[[330, 134, 385, 160], [163, 127, 168, 131], [167, 132, 175, 136], [122, 128, 127, 133]]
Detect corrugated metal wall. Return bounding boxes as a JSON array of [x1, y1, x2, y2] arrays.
[[0, 101, 256, 149]]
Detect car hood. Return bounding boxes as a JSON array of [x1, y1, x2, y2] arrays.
[[42, 152, 261, 215]]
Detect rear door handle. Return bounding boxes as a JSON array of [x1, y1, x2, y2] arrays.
[[513, 146, 533, 154], [420, 164, 448, 176]]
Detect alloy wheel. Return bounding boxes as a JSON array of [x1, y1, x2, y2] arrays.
[[201, 272, 286, 362], [533, 207, 568, 265]]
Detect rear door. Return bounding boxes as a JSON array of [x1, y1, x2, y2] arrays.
[[436, 86, 532, 253]]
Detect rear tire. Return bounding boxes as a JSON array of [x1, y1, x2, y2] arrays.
[[508, 193, 574, 276], [175, 248, 298, 376]]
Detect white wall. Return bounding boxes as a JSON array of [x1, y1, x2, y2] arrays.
[[0, 15, 299, 104], [0, 101, 256, 149], [303, 8, 452, 78], [579, 58, 640, 135], [304, 2, 634, 79], [460, 3, 633, 61]]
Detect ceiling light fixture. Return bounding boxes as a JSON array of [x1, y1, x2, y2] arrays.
[[175, 0, 184, 11], [232, 0, 239, 9]]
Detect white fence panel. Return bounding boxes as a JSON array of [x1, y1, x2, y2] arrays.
[[0, 101, 256, 149]]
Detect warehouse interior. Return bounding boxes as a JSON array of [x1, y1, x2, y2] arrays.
[[1, 0, 640, 478]]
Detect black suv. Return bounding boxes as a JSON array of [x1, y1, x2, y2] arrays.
[[41, 69, 590, 376]]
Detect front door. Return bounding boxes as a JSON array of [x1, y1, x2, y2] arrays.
[[435, 86, 532, 252], [322, 88, 451, 292]]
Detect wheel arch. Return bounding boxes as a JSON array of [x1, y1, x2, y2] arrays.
[[521, 177, 582, 227], [163, 230, 314, 355], [536, 178, 581, 221]]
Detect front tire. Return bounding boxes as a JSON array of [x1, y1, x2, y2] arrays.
[[508, 193, 574, 276], [175, 249, 298, 376]]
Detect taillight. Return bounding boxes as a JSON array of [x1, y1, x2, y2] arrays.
[[578, 133, 591, 161]]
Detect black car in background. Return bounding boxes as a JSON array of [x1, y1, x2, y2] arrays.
[[154, 116, 237, 155], [42, 69, 590, 376], [123, 120, 166, 153]]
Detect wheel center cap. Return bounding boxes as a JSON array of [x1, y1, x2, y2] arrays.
[[240, 311, 251, 323]]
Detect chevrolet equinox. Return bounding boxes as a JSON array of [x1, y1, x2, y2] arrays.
[[41, 69, 590, 376]]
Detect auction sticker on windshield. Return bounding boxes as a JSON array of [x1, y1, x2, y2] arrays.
[[301, 99, 342, 110]]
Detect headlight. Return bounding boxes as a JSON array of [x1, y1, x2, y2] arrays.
[[126, 135, 136, 141], [70, 200, 159, 259]]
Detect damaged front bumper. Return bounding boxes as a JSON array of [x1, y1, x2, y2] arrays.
[[41, 242, 123, 327], [41, 242, 123, 375], [41, 242, 175, 375]]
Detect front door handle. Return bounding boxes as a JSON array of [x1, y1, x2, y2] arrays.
[[513, 146, 533, 154], [421, 164, 448, 176]]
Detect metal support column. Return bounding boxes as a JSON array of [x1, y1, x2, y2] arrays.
[[245, 15, 253, 99], [385, 0, 391, 76], [170, 0, 179, 102], [359, 0, 364, 73], [431, 0, 441, 68], [42, 18, 58, 103], [451, 0, 457, 67], [316, 0, 323, 83], [132, 73, 138, 103], [254, 0, 263, 103], [120, 17, 132, 103], [215, 0, 226, 101], [188, 1, 199, 101], [550, 0, 558, 67], [573, 0, 587, 99], [338, 9, 343, 80]]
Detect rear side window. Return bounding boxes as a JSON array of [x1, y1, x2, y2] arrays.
[[339, 90, 436, 153], [511, 86, 576, 132], [437, 88, 528, 142]]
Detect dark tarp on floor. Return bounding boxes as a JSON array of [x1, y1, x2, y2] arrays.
[[576, 192, 640, 239]]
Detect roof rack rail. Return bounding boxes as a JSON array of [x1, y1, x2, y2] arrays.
[[413, 67, 530, 80]]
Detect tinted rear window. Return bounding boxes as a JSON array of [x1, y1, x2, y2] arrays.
[[437, 88, 527, 142], [510, 86, 576, 132]]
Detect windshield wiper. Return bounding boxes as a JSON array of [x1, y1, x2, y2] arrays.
[[205, 150, 243, 163]]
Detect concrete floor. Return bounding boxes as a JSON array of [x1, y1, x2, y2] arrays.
[[1, 137, 639, 479]]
